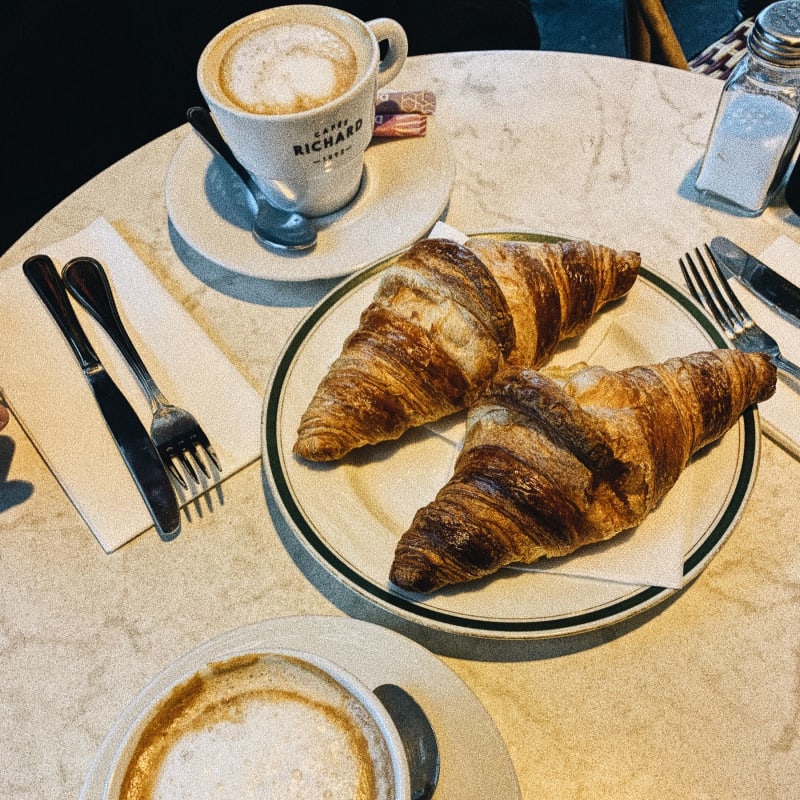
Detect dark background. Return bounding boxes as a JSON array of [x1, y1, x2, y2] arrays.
[[1, 1, 744, 255]]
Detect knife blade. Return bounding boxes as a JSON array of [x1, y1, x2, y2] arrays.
[[23, 255, 180, 541], [709, 236, 800, 327]]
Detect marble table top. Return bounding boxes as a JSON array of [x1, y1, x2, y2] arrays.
[[2, 50, 800, 800]]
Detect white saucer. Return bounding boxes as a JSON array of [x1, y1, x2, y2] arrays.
[[165, 123, 455, 282], [79, 616, 519, 800]]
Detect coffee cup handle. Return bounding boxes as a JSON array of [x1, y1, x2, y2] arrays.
[[368, 18, 409, 89]]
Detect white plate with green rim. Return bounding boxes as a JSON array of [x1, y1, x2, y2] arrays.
[[262, 232, 762, 639]]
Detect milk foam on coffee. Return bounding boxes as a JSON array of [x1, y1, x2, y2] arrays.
[[220, 22, 358, 115], [117, 653, 395, 800]]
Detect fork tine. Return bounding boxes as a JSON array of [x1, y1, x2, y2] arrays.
[[201, 443, 221, 473], [680, 250, 734, 336], [189, 430, 220, 475], [678, 254, 701, 303], [165, 458, 188, 490], [187, 444, 211, 480], [159, 433, 221, 490], [174, 450, 200, 485], [701, 246, 752, 326], [693, 247, 739, 332]]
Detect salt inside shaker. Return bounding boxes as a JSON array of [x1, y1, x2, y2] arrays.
[[695, 0, 800, 215]]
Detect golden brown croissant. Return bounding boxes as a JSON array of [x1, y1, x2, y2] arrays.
[[389, 349, 776, 593], [294, 237, 641, 461]]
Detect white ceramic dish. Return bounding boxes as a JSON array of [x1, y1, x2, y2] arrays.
[[262, 232, 762, 639], [165, 123, 454, 281], [79, 616, 519, 800]]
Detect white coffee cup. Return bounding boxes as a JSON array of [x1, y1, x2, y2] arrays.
[[105, 649, 411, 800], [197, 5, 408, 217]]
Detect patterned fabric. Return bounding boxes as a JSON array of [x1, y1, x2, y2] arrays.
[[372, 90, 436, 138], [688, 17, 754, 80], [375, 90, 437, 115]]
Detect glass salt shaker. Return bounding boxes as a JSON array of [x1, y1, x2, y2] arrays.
[[695, 0, 800, 215]]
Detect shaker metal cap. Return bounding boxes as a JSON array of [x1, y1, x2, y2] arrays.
[[750, 0, 800, 66]]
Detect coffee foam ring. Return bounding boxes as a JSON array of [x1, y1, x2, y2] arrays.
[[106, 649, 410, 800]]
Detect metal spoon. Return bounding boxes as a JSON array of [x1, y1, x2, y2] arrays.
[[374, 684, 440, 800], [186, 106, 317, 252]]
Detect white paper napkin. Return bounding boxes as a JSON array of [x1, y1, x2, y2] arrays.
[[0, 218, 262, 551], [731, 236, 800, 458]]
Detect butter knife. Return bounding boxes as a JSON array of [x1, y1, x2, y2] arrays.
[[709, 237, 800, 327], [23, 255, 181, 541]]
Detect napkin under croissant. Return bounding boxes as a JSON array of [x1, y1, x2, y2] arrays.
[[389, 350, 776, 593], [294, 236, 641, 461]]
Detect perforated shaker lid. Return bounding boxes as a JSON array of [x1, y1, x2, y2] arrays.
[[749, 0, 800, 66]]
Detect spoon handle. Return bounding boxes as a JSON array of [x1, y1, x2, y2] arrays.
[[186, 106, 261, 198], [186, 105, 317, 252]]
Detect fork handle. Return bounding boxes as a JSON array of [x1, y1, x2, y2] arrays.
[[62, 257, 168, 411], [774, 354, 800, 386]]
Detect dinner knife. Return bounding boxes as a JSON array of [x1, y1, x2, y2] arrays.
[[23, 255, 181, 541], [709, 237, 800, 327]]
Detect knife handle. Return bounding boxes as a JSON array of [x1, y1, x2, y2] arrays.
[[23, 255, 101, 372]]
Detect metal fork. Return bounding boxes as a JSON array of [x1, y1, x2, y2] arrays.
[[679, 245, 800, 383], [62, 257, 221, 488]]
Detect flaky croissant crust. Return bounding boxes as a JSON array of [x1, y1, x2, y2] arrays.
[[294, 237, 641, 461], [389, 349, 776, 593]]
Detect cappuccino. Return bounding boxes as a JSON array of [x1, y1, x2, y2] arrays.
[[220, 22, 358, 115], [116, 653, 395, 800], [197, 6, 408, 216]]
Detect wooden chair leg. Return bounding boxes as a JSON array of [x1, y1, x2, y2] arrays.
[[624, 0, 688, 70]]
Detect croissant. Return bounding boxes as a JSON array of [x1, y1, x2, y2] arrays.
[[294, 237, 641, 461], [389, 349, 777, 593]]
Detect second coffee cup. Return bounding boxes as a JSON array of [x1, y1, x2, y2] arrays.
[[197, 4, 408, 217]]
